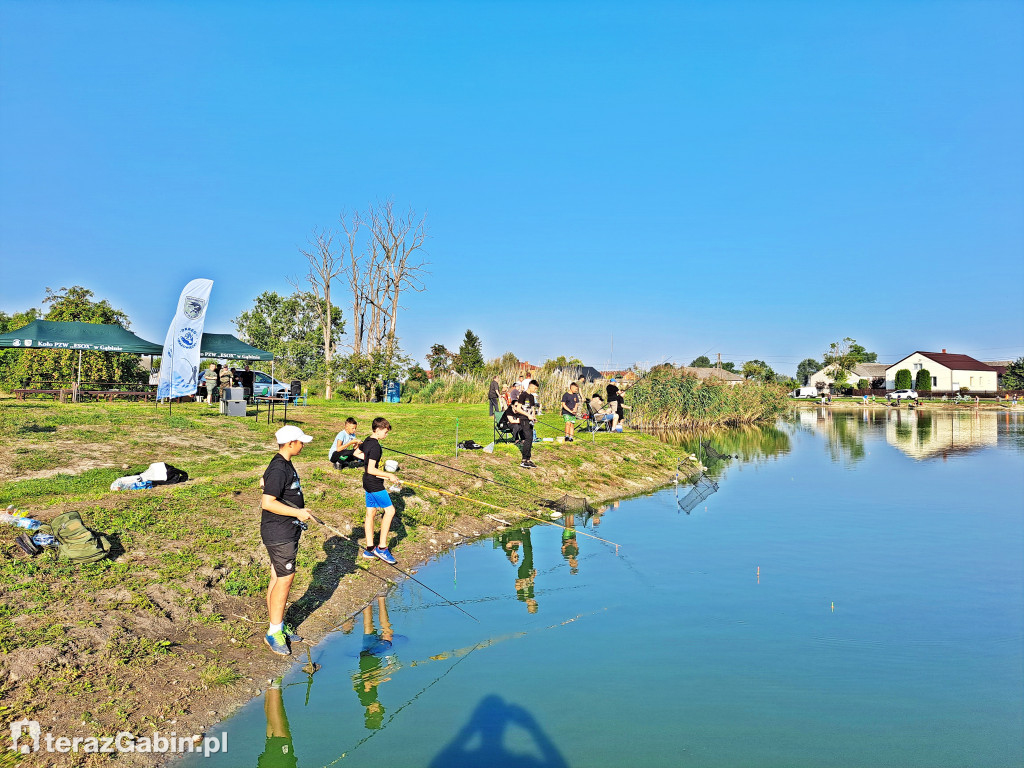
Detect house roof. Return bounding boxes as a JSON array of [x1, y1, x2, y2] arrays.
[[851, 362, 888, 378], [680, 366, 745, 382], [888, 352, 998, 372], [556, 365, 605, 382], [984, 360, 1013, 375]]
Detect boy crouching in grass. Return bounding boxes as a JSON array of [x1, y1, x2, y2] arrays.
[[260, 424, 314, 656], [360, 417, 400, 564]]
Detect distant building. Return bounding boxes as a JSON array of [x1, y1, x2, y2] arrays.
[[678, 366, 745, 386], [885, 350, 998, 393], [555, 365, 604, 383], [984, 360, 1013, 389], [808, 362, 888, 392]]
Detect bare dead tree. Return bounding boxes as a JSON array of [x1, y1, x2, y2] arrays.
[[340, 211, 366, 356], [366, 199, 429, 353], [295, 228, 343, 399]]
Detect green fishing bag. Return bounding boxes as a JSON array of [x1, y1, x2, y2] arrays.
[[46, 511, 111, 563]]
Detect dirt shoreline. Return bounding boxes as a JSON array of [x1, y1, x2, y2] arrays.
[[1, 413, 682, 768]]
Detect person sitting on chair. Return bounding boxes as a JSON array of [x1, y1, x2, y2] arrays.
[[329, 417, 364, 469], [589, 393, 619, 431]]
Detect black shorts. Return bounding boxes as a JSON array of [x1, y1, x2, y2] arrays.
[[264, 539, 299, 577]]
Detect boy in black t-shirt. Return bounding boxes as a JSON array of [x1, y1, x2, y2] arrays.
[[560, 382, 581, 442], [513, 380, 540, 468], [361, 417, 400, 564], [260, 425, 314, 656]]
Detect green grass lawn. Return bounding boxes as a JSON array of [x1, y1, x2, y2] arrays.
[[1, 396, 686, 738]]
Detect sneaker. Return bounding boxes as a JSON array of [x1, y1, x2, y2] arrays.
[[283, 623, 304, 643], [520, 461, 534, 469], [525, 460, 538, 468], [373, 546, 397, 565], [360, 547, 377, 560], [264, 630, 291, 656]]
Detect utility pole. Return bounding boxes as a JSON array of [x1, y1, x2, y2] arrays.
[[716, 353, 722, 370]]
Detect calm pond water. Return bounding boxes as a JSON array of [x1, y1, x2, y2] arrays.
[[182, 409, 1024, 768]]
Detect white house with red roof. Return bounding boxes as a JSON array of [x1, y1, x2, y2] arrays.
[[885, 350, 999, 393]]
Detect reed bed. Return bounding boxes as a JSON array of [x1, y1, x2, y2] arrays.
[[626, 369, 788, 429]]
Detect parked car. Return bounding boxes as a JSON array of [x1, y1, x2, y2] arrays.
[[252, 370, 289, 398], [789, 386, 820, 398], [887, 389, 918, 400]]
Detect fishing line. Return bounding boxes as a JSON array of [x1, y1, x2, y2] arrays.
[[277, 498, 477, 623], [383, 446, 524, 494], [373, 554, 480, 623], [399, 479, 621, 551]]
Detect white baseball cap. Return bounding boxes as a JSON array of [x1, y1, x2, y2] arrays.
[[275, 425, 313, 444]]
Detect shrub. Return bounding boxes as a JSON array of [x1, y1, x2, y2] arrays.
[[915, 368, 932, 392], [857, 379, 869, 390], [895, 369, 913, 389]]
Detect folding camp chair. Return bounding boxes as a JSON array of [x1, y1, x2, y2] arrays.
[[493, 411, 517, 445], [581, 400, 612, 434]]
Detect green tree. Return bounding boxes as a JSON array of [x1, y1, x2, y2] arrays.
[[915, 368, 932, 392], [823, 337, 862, 388], [689, 355, 712, 368], [720, 361, 736, 373], [741, 359, 775, 382], [0, 307, 40, 389], [8, 286, 144, 387], [455, 329, 485, 374], [540, 355, 583, 374], [340, 347, 411, 401], [857, 378, 870, 390], [406, 364, 429, 384], [1002, 357, 1024, 390], [796, 358, 822, 384], [426, 343, 453, 375], [234, 291, 343, 382], [895, 369, 913, 389]]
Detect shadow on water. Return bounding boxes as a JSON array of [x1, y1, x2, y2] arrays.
[[428, 694, 569, 768]]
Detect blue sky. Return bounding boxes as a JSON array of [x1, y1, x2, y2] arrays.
[[1, 0, 1022, 375]]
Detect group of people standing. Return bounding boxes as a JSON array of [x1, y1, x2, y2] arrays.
[[257, 415, 401, 657], [201, 362, 254, 404], [488, 374, 628, 469]]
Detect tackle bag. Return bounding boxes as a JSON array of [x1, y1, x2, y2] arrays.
[[40, 511, 112, 563]]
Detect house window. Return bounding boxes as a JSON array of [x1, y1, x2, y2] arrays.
[[931, 376, 937, 387], [913, 363, 922, 371]]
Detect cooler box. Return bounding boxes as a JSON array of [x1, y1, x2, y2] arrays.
[[225, 400, 247, 417]]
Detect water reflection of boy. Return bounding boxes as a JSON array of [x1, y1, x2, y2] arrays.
[[561, 514, 579, 575], [494, 528, 523, 566], [353, 596, 395, 731], [512, 529, 538, 613], [258, 679, 297, 768]]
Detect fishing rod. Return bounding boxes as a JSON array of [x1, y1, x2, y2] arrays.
[[278, 498, 479, 623], [398, 479, 621, 551], [371, 549, 480, 623], [383, 446, 524, 494]]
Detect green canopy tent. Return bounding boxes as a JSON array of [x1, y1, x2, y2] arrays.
[[0, 319, 162, 386], [199, 333, 274, 361]]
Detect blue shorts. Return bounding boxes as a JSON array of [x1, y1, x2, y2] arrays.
[[365, 490, 393, 509]]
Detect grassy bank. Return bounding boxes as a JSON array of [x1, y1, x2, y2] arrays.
[[0, 397, 686, 765]]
